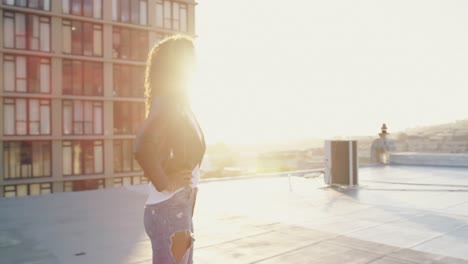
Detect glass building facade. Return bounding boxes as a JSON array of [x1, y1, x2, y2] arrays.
[[0, 0, 196, 197]]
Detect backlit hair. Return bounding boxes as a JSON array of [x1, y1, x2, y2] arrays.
[[144, 35, 195, 117]]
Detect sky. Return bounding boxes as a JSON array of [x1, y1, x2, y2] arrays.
[[189, 0, 468, 145]]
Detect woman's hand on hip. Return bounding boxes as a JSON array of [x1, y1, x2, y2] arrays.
[[166, 170, 192, 191]]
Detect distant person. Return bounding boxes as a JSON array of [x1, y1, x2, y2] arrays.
[[370, 123, 395, 164], [134, 35, 205, 264]]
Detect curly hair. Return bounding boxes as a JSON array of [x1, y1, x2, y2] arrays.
[[144, 35, 195, 117]]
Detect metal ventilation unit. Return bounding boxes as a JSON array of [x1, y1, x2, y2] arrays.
[[324, 140, 358, 186]]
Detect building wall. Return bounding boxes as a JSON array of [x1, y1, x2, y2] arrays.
[[0, 0, 196, 197]]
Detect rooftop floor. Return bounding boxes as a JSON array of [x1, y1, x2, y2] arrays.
[[1, 165, 468, 263]]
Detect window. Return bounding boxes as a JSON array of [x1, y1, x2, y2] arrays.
[[4, 98, 51, 135], [63, 100, 103, 135], [3, 11, 51, 51], [63, 179, 104, 192], [63, 60, 103, 96], [3, 141, 51, 180], [113, 64, 145, 97], [112, 27, 148, 60], [63, 0, 102, 19], [155, 0, 188, 32], [2, 0, 51, 11], [114, 140, 141, 172], [62, 20, 102, 56], [113, 176, 134, 187], [62, 140, 104, 176], [3, 55, 51, 93], [113, 176, 144, 187], [3, 183, 52, 197], [112, 0, 147, 25], [113, 102, 145, 134]]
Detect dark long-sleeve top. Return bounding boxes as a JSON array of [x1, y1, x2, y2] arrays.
[[133, 97, 206, 192]]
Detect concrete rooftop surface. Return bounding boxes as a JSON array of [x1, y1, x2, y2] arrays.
[[1, 166, 468, 264]]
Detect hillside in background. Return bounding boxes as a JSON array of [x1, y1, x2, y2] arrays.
[[401, 119, 468, 139]]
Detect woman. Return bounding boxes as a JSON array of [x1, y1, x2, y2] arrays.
[[134, 35, 205, 264]]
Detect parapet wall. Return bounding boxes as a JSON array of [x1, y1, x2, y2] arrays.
[[389, 152, 468, 167]]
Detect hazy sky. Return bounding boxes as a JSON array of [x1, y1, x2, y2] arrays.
[[190, 0, 468, 145]]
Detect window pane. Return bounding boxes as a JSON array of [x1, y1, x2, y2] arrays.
[[29, 99, 40, 135], [43, 0, 51, 11], [131, 0, 140, 24], [120, 28, 130, 59], [140, 0, 147, 25], [173, 2, 179, 30], [15, 13, 26, 49], [15, 0, 28, 7], [4, 104, 15, 134], [4, 60, 15, 92], [112, 0, 118, 21], [3, 16, 15, 48], [29, 16, 39, 50], [180, 7, 187, 32], [94, 0, 102, 18], [93, 27, 102, 56], [164, 1, 171, 29], [63, 101, 72, 134], [27, 57, 39, 93], [123, 177, 132, 186], [17, 185, 28, 196], [133, 31, 148, 60], [94, 143, 103, 173], [83, 102, 93, 134], [16, 56, 26, 79], [8, 142, 21, 179], [28, 0, 39, 9], [121, 0, 130, 22], [93, 63, 103, 95], [31, 144, 43, 177], [30, 183, 40, 195], [156, 2, 163, 27], [133, 176, 140, 184], [64, 181, 73, 192], [40, 20, 50, 52], [83, 23, 93, 56], [16, 57, 27, 92], [40, 103, 50, 134], [42, 143, 51, 177], [83, 0, 93, 17], [16, 99, 27, 135], [114, 141, 122, 172], [71, 21, 83, 55], [17, 79, 26, 93], [39, 62, 50, 93], [62, 143, 72, 175], [71, 0, 81, 15], [73, 101, 83, 134], [40, 183, 52, 194], [63, 60, 72, 94], [63, 0, 70, 13], [72, 61, 82, 94], [133, 66, 145, 97], [83, 142, 93, 174], [62, 23, 72, 53], [94, 104, 103, 134], [83, 62, 93, 95], [73, 142, 82, 175], [113, 102, 125, 133], [112, 29, 120, 59], [122, 140, 132, 171]]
